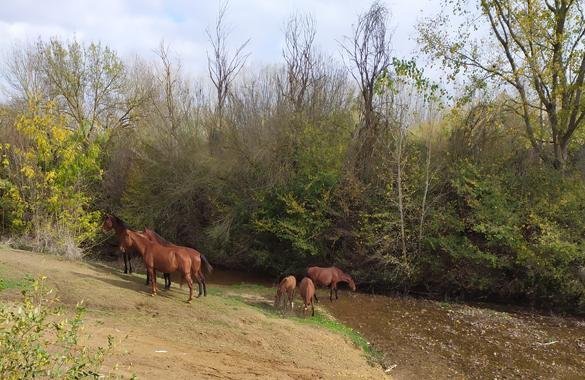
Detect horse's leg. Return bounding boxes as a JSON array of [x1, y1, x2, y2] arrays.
[[128, 255, 133, 274], [148, 267, 157, 296], [311, 301, 315, 316], [335, 287, 339, 300], [313, 292, 319, 303], [123, 252, 129, 274], [164, 273, 171, 290], [202, 273, 207, 297], [330, 286, 334, 302], [145, 270, 150, 285], [288, 289, 295, 310], [185, 273, 193, 303], [195, 273, 203, 298]]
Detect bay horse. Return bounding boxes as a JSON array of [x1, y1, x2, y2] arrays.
[[299, 277, 315, 316], [143, 228, 213, 297], [306, 266, 356, 302], [275, 275, 296, 310], [124, 231, 197, 301], [102, 215, 171, 287]]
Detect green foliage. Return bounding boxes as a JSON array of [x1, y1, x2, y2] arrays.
[[0, 276, 114, 379], [425, 160, 585, 310], [0, 100, 103, 253]]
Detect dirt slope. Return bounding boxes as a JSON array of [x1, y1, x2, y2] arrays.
[[0, 248, 386, 379]]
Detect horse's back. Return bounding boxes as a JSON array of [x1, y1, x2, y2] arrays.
[[299, 277, 315, 300], [280, 275, 296, 290], [307, 266, 335, 286]]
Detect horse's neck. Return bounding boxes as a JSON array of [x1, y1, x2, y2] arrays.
[[338, 274, 350, 283], [128, 231, 149, 257], [113, 224, 127, 239]]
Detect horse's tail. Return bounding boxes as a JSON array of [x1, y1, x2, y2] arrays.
[[201, 254, 213, 274]]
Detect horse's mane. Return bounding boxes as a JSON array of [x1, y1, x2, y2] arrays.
[[145, 228, 172, 245], [107, 214, 133, 231]]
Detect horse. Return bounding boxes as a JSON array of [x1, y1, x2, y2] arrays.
[[102, 215, 171, 287], [299, 277, 315, 316], [143, 228, 213, 297], [125, 231, 198, 301], [306, 266, 356, 302], [275, 275, 296, 310]]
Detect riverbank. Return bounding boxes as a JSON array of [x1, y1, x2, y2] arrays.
[[0, 247, 386, 379]]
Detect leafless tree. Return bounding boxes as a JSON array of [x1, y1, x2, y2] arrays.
[[341, 1, 393, 176], [206, 1, 250, 149], [280, 13, 320, 112]]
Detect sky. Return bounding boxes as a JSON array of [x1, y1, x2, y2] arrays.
[[0, 0, 442, 83]]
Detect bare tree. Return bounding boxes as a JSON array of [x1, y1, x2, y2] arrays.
[[280, 13, 320, 112], [206, 2, 250, 149], [341, 1, 393, 176]]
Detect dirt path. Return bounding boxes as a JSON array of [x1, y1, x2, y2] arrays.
[[0, 248, 386, 379]]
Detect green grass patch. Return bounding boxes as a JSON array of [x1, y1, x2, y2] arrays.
[[0, 265, 34, 292], [291, 313, 382, 363]]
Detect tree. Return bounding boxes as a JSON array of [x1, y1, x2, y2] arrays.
[[419, 0, 585, 169], [280, 13, 320, 112], [4, 39, 146, 138], [341, 1, 393, 177], [206, 2, 250, 150]]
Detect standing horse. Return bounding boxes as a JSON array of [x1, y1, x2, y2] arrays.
[[307, 266, 356, 302], [102, 214, 135, 274], [275, 275, 296, 310], [126, 231, 197, 301], [143, 228, 213, 296], [102, 215, 171, 287], [299, 277, 315, 316]]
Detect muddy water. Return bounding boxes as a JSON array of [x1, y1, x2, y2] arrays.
[[322, 291, 585, 379], [208, 270, 585, 379]]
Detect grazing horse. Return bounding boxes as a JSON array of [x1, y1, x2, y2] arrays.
[[299, 277, 315, 316], [275, 275, 296, 310], [307, 266, 356, 302], [143, 228, 213, 297], [102, 215, 171, 287]]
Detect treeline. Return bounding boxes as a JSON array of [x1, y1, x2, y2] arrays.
[[1, 1, 585, 313]]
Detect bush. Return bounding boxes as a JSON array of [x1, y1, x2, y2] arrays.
[[0, 276, 114, 379]]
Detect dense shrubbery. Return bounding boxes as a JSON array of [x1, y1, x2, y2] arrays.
[[0, 101, 102, 258]]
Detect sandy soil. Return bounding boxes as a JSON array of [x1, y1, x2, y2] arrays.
[[0, 248, 386, 379]]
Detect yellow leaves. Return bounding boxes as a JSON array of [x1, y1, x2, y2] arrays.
[[20, 165, 36, 179], [51, 126, 69, 143], [45, 171, 56, 183]]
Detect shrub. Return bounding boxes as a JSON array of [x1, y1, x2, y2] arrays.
[[0, 276, 114, 379]]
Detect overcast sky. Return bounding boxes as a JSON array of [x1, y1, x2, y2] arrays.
[[0, 0, 442, 81]]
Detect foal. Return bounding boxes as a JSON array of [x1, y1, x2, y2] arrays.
[[307, 266, 356, 302], [299, 277, 315, 316], [274, 275, 296, 310]]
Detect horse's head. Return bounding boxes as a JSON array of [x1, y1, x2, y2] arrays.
[[347, 276, 357, 291], [102, 214, 114, 232]]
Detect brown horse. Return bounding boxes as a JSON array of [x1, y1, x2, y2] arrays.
[[143, 228, 213, 297], [102, 215, 171, 287], [307, 266, 356, 302], [275, 275, 296, 310], [299, 277, 315, 316], [124, 231, 197, 301]]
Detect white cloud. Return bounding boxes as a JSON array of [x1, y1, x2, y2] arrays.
[[0, 0, 442, 83]]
